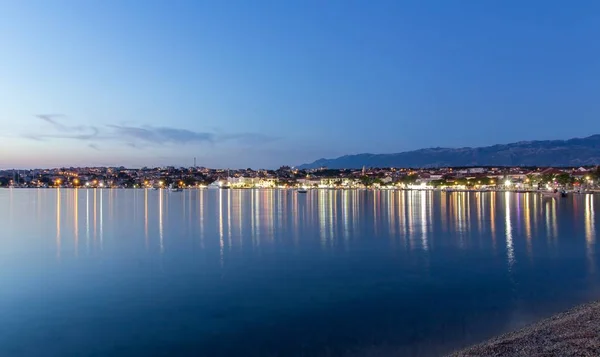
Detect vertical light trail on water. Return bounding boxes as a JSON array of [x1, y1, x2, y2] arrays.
[[420, 190, 428, 251], [86, 190, 89, 253], [74, 189, 79, 257], [56, 188, 61, 260], [219, 189, 224, 266], [319, 190, 327, 249], [476, 193, 482, 235], [159, 189, 163, 254], [144, 188, 148, 249], [93, 189, 97, 244], [387, 191, 395, 237], [235, 190, 243, 249], [524, 194, 532, 260], [254, 190, 261, 247], [428, 191, 433, 244], [505, 192, 515, 270], [199, 189, 205, 249], [465, 192, 470, 231], [552, 199, 558, 240], [251, 190, 255, 248], [343, 190, 350, 242], [373, 190, 378, 237], [407, 191, 415, 250], [99, 189, 104, 250], [545, 199, 551, 242], [585, 195, 596, 275], [533, 195, 538, 234], [292, 190, 299, 245], [329, 190, 334, 246], [490, 192, 496, 251], [440, 192, 447, 233], [228, 189, 232, 250], [352, 190, 359, 234]]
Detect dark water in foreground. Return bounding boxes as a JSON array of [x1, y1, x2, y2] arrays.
[[0, 188, 599, 357]]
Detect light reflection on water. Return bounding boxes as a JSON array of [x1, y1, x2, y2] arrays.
[[0, 188, 599, 357]]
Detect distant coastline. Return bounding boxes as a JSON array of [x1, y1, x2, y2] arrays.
[[1, 165, 599, 192], [3, 186, 600, 194]]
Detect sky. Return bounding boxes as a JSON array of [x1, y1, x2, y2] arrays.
[[1, 0, 600, 169]]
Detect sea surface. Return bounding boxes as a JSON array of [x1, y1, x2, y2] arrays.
[[0, 188, 599, 357]]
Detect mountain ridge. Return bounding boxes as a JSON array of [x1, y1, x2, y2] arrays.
[[298, 135, 600, 169]]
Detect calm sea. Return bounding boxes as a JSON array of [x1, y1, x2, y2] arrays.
[[0, 188, 598, 357]]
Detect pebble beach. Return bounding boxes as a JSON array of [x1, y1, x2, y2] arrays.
[[448, 301, 600, 357]]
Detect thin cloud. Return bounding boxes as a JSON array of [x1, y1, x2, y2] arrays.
[[23, 115, 280, 149], [33, 114, 100, 140], [107, 125, 214, 144], [36, 114, 68, 131]]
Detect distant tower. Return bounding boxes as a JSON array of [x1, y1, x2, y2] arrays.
[[362, 166, 366, 175], [193, 157, 197, 168]]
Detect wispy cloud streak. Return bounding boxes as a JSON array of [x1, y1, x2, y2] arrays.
[[107, 125, 214, 144], [22, 115, 278, 150]]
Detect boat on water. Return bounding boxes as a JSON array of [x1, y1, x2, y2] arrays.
[[220, 184, 231, 189], [169, 184, 183, 192], [297, 188, 308, 193], [540, 189, 567, 198]]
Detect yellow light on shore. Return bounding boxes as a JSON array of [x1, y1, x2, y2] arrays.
[[73, 179, 80, 185], [505, 180, 512, 186]]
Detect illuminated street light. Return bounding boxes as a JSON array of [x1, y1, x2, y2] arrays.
[[504, 180, 512, 187]]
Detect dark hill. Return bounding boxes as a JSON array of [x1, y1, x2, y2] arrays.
[[298, 135, 600, 169]]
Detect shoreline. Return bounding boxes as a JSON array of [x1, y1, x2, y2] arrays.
[[3, 186, 600, 193], [447, 300, 600, 356]]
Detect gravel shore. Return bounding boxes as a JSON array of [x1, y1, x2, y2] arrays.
[[447, 301, 600, 357]]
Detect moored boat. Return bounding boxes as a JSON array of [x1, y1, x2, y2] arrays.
[[169, 184, 183, 192], [540, 189, 567, 198]]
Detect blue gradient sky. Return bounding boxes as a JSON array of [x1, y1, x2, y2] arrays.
[[1, 0, 600, 169]]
